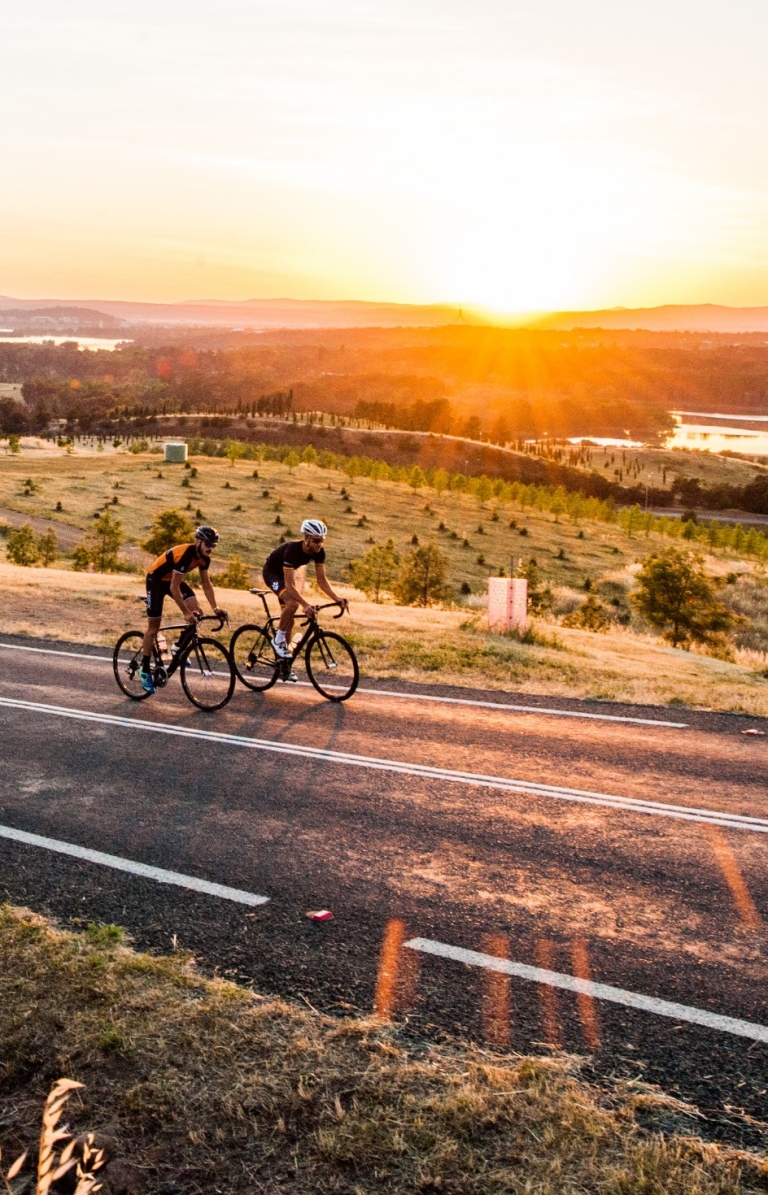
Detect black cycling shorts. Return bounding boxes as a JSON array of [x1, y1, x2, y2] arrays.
[[145, 576, 194, 618], [262, 565, 287, 602]]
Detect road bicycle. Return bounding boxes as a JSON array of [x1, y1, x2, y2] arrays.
[[113, 604, 235, 711], [229, 590, 359, 702]]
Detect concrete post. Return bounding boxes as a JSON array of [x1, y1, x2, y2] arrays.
[[487, 577, 528, 632]]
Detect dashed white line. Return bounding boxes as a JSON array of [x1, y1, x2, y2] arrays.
[[0, 694, 763, 831], [405, 937, 768, 1044], [0, 823, 269, 906], [0, 639, 688, 727]]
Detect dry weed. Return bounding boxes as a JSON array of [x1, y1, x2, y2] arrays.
[[2, 1076, 105, 1194]]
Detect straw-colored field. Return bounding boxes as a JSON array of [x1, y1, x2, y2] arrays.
[[0, 443, 762, 593], [1, 445, 767, 714], [1, 560, 767, 715]]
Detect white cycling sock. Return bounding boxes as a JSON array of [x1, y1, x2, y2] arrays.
[[274, 630, 287, 644]]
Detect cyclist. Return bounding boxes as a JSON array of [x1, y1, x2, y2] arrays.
[[263, 518, 348, 659], [139, 525, 228, 694]]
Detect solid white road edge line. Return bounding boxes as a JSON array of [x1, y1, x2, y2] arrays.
[[405, 938, 768, 1044], [0, 640, 688, 727], [0, 694, 764, 832], [0, 823, 269, 906]]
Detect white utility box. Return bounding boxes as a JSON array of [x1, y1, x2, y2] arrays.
[[164, 441, 188, 463]]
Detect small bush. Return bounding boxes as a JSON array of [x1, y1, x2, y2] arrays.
[[6, 524, 39, 566], [563, 595, 611, 632], [143, 509, 194, 556], [215, 555, 252, 590]]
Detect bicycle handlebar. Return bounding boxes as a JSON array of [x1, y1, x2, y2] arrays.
[[299, 601, 348, 624]]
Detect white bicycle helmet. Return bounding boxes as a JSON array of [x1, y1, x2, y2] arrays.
[[301, 518, 327, 537]]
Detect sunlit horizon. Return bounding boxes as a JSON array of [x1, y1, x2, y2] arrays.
[[3, 1, 768, 312]]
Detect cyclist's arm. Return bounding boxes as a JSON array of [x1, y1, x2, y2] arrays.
[[314, 563, 348, 610], [282, 566, 315, 612], [170, 570, 196, 620], [200, 569, 227, 619]]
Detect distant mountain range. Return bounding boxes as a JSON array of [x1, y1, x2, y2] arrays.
[[530, 304, 768, 333], [2, 295, 768, 332], [0, 296, 464, 329]]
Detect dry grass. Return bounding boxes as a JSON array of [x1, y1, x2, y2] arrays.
[[2, 447, 768, 715], [2, 560, 768, 715], [1, 905, 766, 1194]]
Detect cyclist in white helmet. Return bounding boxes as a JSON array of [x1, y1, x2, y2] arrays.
[[262, 518, 348, 658]]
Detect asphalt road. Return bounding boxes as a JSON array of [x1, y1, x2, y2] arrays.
[[2, 633, 767, 1149]]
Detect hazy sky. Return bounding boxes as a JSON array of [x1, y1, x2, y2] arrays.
[[2, 0, 768, 311]]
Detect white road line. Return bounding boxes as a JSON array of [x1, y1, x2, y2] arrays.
[[0, 640, 688, 727], [405, 937, 768, 1044], [0, 823, 269, 906], [0, 642, 110, 663], [0, 694, 764, 832]]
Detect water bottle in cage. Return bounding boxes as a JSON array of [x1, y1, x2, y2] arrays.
[[156, 633, 170, 663]]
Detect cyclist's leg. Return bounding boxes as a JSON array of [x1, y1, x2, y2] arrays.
[[277, 595, 299, 642], [263, 568, 295, 647], [142, 577, 165, 656]]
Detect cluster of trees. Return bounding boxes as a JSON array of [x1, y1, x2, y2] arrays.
[[183, 437, 768, 560], [4, 327, 768, 449], [5, 524, 57, 567], [350, 540, 450, 606]]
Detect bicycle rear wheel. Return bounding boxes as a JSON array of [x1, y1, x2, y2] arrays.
[[180, 637, 235, 711], [305, 631, 359, 702], [113, 631, 152, 700], [229, 623, 279, 692]]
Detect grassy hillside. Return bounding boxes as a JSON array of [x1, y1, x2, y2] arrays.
[[2, 446, 768, 713], [0, 447, 764, 596]]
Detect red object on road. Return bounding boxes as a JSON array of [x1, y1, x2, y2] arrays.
[[742, 729, 766, 736], [306, 909, 334, 921]]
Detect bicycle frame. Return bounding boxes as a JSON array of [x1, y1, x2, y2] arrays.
[[145, 610, 227, 682], [246, 589, 345, 663]]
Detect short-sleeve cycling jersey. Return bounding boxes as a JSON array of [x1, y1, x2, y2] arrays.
[[263, 539, 326, 596], [265, 540, 326, 575], [147, 543, 211, 583]]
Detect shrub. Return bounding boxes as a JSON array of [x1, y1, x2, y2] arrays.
[[394, 543, 450, 607], [215, 555, 251, 590], [37, 529, 58, 566], [562, 595, 610, 632], [142, 509, 194, 556], [73, 509, 125, 573], [6, 524, 39, 566]]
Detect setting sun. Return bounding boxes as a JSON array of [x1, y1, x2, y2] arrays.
[[2, 1, 768, 311]]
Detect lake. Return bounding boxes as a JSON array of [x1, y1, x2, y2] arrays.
[[0, 335, 132, 351], [666, 411, 768, 456]]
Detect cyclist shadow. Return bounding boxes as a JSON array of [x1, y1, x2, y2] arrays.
[[265, 692, 350, 757]]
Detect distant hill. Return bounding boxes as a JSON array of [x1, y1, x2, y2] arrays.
[[0, 296, 467, 329], [3, 296, 768, 332], [0, 305, 124, 329], [531, 304, 768, 333]]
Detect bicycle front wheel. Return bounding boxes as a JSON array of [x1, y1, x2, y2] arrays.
[[113, 631, 152, 701], [180, 637, 235, 711], [305, 631, 359, 702], [229, 623, 279, 692]]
